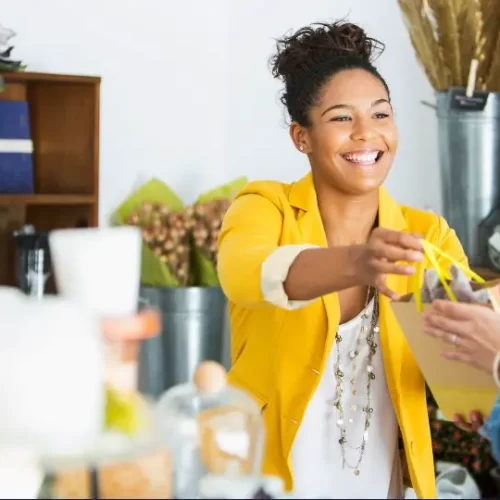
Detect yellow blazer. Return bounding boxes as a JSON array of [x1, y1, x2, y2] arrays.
[[217, 173, 467, 499]]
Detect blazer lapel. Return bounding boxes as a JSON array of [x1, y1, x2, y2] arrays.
[[288, 173, 340, 356]]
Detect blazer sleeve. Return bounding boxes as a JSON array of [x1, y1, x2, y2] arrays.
[[217, 193, 284, 307]]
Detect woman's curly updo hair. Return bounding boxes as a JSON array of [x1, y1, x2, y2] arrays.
[[270, 20, 389, 126]]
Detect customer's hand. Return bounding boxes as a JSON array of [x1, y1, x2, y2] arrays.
[[453, 411, 484, 433], [423, 300, 500, 374], [453, 411, 484, 432], [423, 300, 498, 432], [355, 228, 423, 300]]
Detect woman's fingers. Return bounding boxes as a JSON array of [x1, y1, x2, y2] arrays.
[[370, 259, 416, 276], [371, 242, 423, 263], [375, 279, 400, 300], [374, 228, 423, 251]]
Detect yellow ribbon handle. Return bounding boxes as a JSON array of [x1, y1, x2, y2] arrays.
[[413, 240, 485, 312]]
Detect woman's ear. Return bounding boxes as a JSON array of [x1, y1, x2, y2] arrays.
[[290, 122, 310, 154]]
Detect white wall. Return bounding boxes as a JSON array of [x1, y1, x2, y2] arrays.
[[4, 0, 440, 225]]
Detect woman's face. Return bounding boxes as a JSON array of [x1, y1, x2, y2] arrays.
[[291, 68, 398, 196]]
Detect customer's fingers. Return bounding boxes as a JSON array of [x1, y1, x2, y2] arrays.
[[453, 414, 473, 433], [423, 313, 469, 340], [469, 410, 484, 431], [441, 349, 472, 365], [430, 300, 482, 321]]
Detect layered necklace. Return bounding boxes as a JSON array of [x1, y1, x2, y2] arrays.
[[326, 287, 380, 476]]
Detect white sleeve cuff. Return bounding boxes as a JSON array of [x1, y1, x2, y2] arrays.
[[493, 352, 500, 388], [261, 244, 320, 310]]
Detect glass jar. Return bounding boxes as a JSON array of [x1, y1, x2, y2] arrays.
[[51, 307, 172, 499], [157, 361, 265, 499]]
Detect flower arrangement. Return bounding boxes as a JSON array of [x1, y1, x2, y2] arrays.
[[112, 177, 247, 287]]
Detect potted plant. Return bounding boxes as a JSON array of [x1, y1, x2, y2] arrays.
[[112, 176, 247, 396]]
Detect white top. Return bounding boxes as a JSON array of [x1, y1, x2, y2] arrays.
[[291, 298, 400, 499], [260, 245, 403, 499]]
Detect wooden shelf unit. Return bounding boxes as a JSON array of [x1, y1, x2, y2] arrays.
[[0, 71, 101, 287]]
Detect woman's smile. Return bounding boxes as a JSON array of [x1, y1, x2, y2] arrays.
[[339, 148, 385, 167]]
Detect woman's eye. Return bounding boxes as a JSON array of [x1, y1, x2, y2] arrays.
[[330, 115, 351, 122], [374, 112, 390, 119]]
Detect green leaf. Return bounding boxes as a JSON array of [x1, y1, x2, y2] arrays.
[[111, 178, 184, 287], [192, 247, 219, 286], [192, 177, 247, 286], [141, 243, 179, 287], [195, 176, 248, 204], [113, 178, 184, 224]]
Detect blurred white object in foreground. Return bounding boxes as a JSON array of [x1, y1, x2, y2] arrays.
[[0, 288, 104, 498], [49, 226, 142, 317], [0, 226, 143, 498], [0, 448, 43, 499]]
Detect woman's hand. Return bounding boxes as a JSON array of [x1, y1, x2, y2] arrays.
[[423, 300, 500, 374], [355, 228, 424, 300]]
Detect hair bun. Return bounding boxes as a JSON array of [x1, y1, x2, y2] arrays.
[[328, 21, 381, 61], [271, 20, 385, 82]]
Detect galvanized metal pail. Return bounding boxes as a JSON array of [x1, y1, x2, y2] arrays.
[[436, 91, 500, 266], [138, 286, 228, 398]]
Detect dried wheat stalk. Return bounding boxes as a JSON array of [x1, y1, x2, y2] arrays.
[[426, 0, 461, 85], [398, 0, 445, 89], [481, 0, 500, 85], [398, 0, 500, 91]]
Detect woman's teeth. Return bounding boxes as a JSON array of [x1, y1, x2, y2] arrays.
[[342, 152, 381, 165]]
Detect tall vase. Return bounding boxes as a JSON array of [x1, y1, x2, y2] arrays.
[[435, 91, 500, 269]]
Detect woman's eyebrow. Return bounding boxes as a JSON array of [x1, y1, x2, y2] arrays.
[[320, 98, 392, 117]]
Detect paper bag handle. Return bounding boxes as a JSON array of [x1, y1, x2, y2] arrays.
[[413, 240, 485, 312]]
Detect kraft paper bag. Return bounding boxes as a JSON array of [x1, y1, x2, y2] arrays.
[[391, 240, 500, 421]]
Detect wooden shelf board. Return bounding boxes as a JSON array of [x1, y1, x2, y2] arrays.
[[0, 71, 100, 85], [0, 194, 96, 206]]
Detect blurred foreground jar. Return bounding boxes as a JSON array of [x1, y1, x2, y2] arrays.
[[51, 309, 172, 499], [156, 361, 266, 499]]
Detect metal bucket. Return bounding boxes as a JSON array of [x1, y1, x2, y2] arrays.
[[138, 286, 228, 398], [436, 91, 500, 266]]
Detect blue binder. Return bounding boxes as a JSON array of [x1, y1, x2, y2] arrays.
[[0, 100, 34, 194]]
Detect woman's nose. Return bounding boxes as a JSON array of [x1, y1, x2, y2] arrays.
[[350, 118, 376, 141]]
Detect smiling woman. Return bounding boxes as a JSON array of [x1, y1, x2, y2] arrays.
[[273, 23, 396, 200], [217, 20, 468, 499]]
